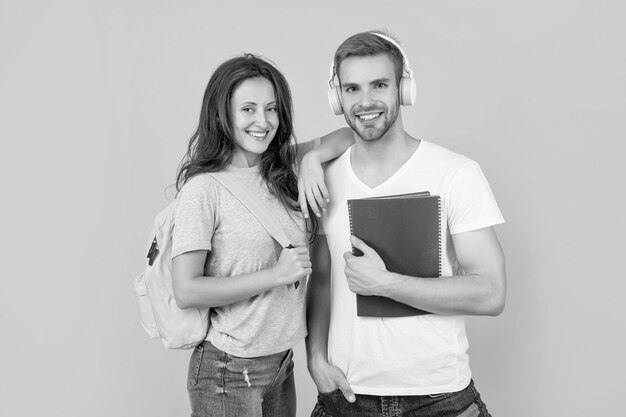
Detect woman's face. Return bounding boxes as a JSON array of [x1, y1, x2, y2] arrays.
[[229, 77, 279, 167]]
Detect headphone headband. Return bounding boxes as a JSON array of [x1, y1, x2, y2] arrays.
[[368, 32, 413, 78], [329, 32, 413, 83], [327, 31, 417, 115]]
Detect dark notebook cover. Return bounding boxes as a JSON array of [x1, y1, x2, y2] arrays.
[[347, 192, 441, 317]]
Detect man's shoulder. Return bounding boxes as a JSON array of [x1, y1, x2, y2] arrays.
[[412, 140, 480, 179], [419, 140, 474, 167]]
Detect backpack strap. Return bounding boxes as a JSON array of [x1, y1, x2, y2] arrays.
[[207, 172, 302, 289], [207, 172, 292, 249]]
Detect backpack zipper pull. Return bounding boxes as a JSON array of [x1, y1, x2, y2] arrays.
[[147, 237, 159, 266]]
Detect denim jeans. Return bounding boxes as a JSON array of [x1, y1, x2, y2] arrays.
[[311, 380, 490, 417], [187, 341, 296, 417]]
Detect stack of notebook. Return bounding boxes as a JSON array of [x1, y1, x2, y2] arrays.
[[347, 192, 441, 317]]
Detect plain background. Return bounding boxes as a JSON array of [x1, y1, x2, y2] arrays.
[[1, 1, 624, 416]]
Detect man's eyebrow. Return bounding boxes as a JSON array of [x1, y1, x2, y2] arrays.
[[341, 82, 359, 89], [371, 78, 391, 84]]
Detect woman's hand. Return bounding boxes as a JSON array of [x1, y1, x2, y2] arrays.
[[298, 150, 329, 219], [273, 246, 312, 286]]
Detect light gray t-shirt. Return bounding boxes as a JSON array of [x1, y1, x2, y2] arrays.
[[171, 165, 308, 357]]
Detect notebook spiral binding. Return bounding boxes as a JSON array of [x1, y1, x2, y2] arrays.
[[437, 196, 442, 277], [348, 201, 353, 235], [347, 201, 358, 256]]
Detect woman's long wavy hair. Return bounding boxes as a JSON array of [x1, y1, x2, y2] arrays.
[[176, 53, 318, 236]]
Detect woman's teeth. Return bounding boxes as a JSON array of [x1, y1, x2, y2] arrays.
[[247, 131, 266, 139]]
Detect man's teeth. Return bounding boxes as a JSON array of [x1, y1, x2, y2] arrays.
[[358, 113, 381, 121], [247, 131, 266, 138]]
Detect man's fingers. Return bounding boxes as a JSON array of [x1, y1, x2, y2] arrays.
[[336, 376, 356, 403], [349, 235, 372, 255], [319, 183, 330, 203], [331, 366, 355, 403], [298, 186, 309, 219], [306, 188, 322, 217], [312, 185, 327, 212]]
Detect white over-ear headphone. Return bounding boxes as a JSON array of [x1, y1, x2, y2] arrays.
[[327, 32, 417, 115]]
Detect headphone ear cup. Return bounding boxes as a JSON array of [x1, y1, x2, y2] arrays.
[[328, 86, 343, 115], [399, 76, 417, 106]]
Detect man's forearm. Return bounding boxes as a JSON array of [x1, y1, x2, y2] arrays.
[[306, 235, 333, 367], [305, 272, 331, 366], [305, 251, 356, 401], [312, 127, 354, 163], [383, 271, 506, 316], [348, 227, 506, 316]]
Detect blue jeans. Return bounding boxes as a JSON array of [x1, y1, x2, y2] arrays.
[[187, 341, 296, 417], [311, 380, 490, 417]]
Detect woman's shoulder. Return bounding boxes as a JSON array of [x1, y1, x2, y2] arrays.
[[178, 173, 221, 199]]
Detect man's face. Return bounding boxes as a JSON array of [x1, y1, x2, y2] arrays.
[[338, 54, 400, 142]]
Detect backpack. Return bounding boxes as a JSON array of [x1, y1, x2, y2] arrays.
[[132, 201, 210, 349], [133, 172, 293, 350]]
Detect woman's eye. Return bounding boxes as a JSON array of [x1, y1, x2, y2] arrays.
[[267, 107, 277, 112]]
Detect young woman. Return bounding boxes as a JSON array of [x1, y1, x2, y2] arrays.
[[171, 54, 351, 417]]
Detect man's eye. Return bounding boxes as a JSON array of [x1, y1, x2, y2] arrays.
[[376, 83, 387, 89], [345, 87, 356, 93]]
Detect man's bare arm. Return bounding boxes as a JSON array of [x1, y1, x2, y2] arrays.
[[297, 128, 354, 218], [344, 227, 506, 316], [306, 236, 355, 402]]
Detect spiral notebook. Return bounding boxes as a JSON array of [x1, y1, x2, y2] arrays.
[[347, 192, 441, 317]]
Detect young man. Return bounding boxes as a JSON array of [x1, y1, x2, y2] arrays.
[[305, 31, 506, 417]]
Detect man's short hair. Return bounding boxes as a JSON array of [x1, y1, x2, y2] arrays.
[[333, 30, 404, 86]]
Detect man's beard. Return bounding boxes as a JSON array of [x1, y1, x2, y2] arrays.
[[344, 102, 399, 142]]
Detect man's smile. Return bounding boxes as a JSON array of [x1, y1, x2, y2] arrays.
[[356, 112, 383, 123]]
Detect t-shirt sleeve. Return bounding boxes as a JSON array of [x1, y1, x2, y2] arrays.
[[171, 176, 217, 258], [445, 160, 505, 235]]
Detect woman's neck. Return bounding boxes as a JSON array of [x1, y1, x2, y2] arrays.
[[231, 152, 261, 168]]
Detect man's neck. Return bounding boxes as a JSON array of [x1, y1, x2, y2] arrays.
[[350, 126, 420, 188]]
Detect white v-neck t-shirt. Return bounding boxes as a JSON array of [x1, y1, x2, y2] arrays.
[[321, 140, 504, 395]]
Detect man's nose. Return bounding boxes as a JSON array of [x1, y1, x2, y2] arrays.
[[357, 88, 374, 107]]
